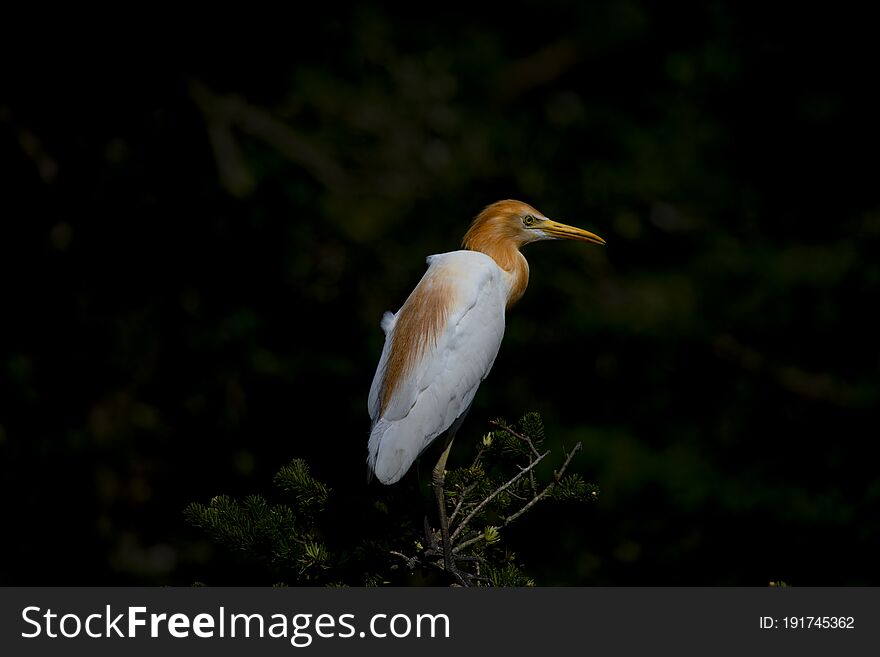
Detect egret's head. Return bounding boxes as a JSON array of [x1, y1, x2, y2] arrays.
[[463, 199, 605, 252]]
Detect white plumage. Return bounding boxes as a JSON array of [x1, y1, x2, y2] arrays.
[[367, 250, 510, 484], [365, 200, 604, 492]]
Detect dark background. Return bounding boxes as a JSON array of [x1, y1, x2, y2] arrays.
[[2, 3, 879, 585]]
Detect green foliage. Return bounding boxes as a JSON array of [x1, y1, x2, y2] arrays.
[[273, 459, 331, 515], [485, 562, 536, 588], [519, 412, 545, 444], [186, 414, 598, 586], [551, 474, 601, 502], [184, 460, 333, 582]]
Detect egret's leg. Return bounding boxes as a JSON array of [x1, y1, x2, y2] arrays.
[[431, 432, 456, 576], [430, 406, 473, 584]]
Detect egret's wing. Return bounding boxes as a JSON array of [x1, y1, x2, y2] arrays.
[[368, 250, 507, 484]]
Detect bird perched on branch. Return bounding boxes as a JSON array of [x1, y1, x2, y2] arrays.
[[367, 199, 604, 578]]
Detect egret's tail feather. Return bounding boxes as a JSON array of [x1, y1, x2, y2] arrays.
[[367, 418, 422, 485]]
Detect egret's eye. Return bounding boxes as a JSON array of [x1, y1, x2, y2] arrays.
[[522, 214, 538, 227]]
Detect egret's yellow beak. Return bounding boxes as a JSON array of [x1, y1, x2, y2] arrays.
[[541, 219, 605, 245]]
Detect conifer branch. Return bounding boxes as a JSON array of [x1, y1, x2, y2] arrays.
[[450, 450, 549, 541], [186, 413, 596, 587], [449, 483, 477, 524], [490, 419, 543, 459], [503, 442, 582, 526]]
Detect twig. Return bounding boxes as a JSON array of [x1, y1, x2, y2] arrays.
[[554, 442, 582, 483], [390, 551, 419, 570], [452, 531, 483, 554], [503, 442, 582, 526], [490, 419, 542, 459], [454, 456, 585, 552], [452, 555, 489, 564], [451, 450, 549, 541], [492, 420, 542, 497], [452, 534, 486, 554], [502, 490, 551, 527], [449, 483, 477, 524]]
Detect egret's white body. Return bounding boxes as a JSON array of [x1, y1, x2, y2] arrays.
[[368, 250, 510, 484], [366, 200, 604, 487]]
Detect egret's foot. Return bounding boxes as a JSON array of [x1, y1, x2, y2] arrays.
[[422, 543, 478, 586]]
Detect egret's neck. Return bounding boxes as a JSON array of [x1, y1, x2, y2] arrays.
[[464, 236, 529, 307], [505, 251, 529, 307]]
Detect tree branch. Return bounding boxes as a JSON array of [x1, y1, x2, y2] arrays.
[[451, 450, 549, 541], [490, 419, 542, 459], [503, 442, 582, 526], [449, 483, 477, 524]]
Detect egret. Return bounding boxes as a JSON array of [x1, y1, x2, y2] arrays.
[[367, 199, 604, 578]]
